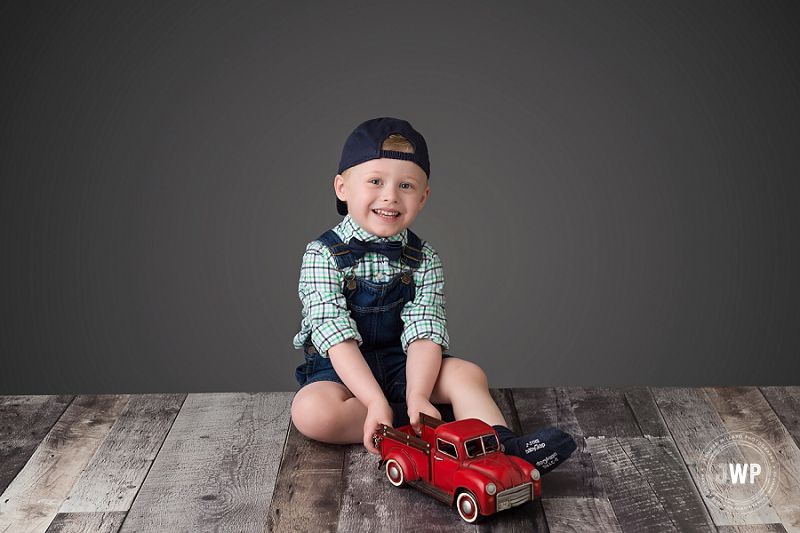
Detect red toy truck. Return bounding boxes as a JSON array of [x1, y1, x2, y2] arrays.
[[374, 414, 541, 522]]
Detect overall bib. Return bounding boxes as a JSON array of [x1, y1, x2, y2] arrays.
[[295, 229, 452, 426]]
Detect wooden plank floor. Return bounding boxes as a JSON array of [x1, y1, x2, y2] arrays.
[[1, 388, 798, 533]]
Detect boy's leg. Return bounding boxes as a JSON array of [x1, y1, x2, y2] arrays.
[[428, 357, 507, 426], [430, 357, 576, 474], [291, 380, 366, 445]]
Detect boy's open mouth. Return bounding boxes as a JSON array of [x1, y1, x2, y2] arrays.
[[373, 209, 400, 219]]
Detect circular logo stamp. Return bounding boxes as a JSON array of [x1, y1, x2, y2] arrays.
[[698, 432, 780, 513]]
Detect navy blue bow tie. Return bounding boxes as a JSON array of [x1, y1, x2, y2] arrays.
[[348, 238, 403, 261]]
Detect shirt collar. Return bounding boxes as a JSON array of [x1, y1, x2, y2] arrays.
[[338, 215, 407, 245]]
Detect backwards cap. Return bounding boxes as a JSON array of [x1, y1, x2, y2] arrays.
[[336, 117, 430, 215]]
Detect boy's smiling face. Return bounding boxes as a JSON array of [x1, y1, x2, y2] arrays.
[[334, 157, 429, 238]]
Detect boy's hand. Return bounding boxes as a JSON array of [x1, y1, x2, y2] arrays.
[[363, 399, 393, 455], [407, 394, 441, 435]]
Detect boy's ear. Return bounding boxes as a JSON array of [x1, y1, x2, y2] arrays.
[[334, 174, 347, 201], [418, 185, 430, 211]]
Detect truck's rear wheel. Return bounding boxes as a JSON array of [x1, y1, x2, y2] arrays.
[[456, 491, 481, 523], [385, 459, 405, 487]]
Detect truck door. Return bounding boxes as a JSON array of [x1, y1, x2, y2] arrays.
[[433, 438, 460, 493]]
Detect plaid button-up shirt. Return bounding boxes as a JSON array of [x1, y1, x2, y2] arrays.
[[293, 215, 449, 357]]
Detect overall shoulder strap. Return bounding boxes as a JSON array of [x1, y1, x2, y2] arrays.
[[400, 230, 425, 270], [316, 230, 357, 270]]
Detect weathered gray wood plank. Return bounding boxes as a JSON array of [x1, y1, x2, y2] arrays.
[[760, 387, 800, 449], [266, 421, 345, 533], [567, 387, 670, 438], [44, 512, 126, 533], [0, 395, 130, 533], [480, 498, 549, 533], [58, 394, 186, 513], [717, 525, 789, 533], [704, 387, 800, 533], [542, 497, 623, 533], [585, 436, 715, 533], [118, 392, 292, 533], [512, 387, 604, 499], [0, 395, 74, 495], [652, 387, 782, 528]]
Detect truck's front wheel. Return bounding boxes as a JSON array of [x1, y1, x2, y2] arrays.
[[456, 491, 481, 523], [385, 459, 405, 487]]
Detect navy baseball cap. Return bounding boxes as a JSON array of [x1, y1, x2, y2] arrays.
[[336, 117, 430, 215]]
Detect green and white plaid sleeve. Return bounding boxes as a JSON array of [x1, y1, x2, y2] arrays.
[[293, 241, 362, 356], [400, 244, 450, 352]]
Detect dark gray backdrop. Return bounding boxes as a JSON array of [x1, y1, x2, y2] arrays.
[[2, 1, 798, 394]]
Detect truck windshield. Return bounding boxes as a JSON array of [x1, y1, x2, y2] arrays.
[[464, 434, 501, 458]]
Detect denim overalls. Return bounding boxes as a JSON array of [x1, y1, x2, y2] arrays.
[[295, 229, 453, 426]]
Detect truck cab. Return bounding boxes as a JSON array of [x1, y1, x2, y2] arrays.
[[375, 414, 541, 522]]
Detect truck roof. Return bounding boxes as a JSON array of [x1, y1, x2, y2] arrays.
[[434, 418, 494, 442]]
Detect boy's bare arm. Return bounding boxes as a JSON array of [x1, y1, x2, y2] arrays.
[[327, 339, 392, 454], [405, 338, 443, 433]]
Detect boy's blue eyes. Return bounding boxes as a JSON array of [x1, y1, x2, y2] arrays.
[[368, 179, 412, 189]]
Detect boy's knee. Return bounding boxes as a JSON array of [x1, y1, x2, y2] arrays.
[[291, 389, 330, 439], [291, 394, 310, 433], [291, 383, 350, 441], [459, 359, 489, 385], [442, 358, 488, 388]]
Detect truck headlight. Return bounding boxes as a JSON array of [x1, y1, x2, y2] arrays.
[[486, 483, 497, 495], [531, 469, 540, 481]]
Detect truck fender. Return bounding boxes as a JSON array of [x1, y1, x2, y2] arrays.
[[452, 470, 492, 518], [453, 469, 490, 496], [382, 447, 418, 485]]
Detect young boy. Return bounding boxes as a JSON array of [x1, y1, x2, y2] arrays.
[[292, 117, 575, 473]]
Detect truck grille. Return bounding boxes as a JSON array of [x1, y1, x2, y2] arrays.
[[496, 482, 532, 511]]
